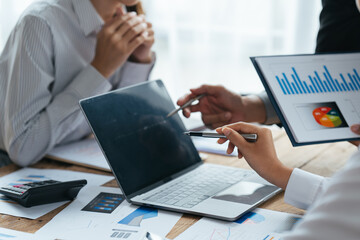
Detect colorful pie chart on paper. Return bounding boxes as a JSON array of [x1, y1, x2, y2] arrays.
[[312, 107, 343, 128]]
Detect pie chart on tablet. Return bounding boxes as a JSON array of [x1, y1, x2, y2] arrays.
[[313, 107, 342, 128]]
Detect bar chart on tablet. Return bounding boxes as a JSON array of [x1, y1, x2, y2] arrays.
[[253, 53, 360, 145], [276, 66, 360, 95]]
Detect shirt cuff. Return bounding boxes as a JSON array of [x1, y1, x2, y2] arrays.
[[256, 91, 280, 125], [118, 52, 156, 88], [67, 64, 112, 99], [284, 168, 324, 210]]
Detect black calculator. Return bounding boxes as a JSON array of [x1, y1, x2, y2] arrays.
[[0, 179, 87, 207]]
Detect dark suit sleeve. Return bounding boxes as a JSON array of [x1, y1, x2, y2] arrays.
[[316, 0, 360, 53]]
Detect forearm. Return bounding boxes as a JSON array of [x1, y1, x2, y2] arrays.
[[266, 164, 293, 190], [5, 65, 111, 166], [242, 95, 267, 123], [1, 15, 113, 166], [6, 108, 81, 167]]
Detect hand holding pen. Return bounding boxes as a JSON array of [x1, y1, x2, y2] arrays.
[[216, 122, 293, 190], [167, 93, 257, 143], [176, 85, 260, 129], [215, 122, 263, 158]]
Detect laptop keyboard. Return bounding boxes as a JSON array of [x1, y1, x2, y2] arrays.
[[143, 166, 253, 208]]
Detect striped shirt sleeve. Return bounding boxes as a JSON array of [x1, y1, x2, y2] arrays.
[[3, 15, 111, 166]]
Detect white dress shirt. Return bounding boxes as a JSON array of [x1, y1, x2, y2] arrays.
[[282, 146, 360, 239], [0, 0, 154, 166]]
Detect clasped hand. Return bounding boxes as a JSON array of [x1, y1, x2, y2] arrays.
[[91, 8, 154, 78]]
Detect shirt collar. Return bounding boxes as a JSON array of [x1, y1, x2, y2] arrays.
[[72, 0, 104, 36]]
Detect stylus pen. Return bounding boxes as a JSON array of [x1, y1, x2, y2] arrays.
[[184, 131, 258, 142], [166, 94, 206, 118]]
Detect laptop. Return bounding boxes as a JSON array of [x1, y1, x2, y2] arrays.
[[79, 80, 281, 221]]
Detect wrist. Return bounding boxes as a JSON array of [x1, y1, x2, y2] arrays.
[[91, 60, 111, 79], [271, 165, 293, 190], [129, 52, 152, 64], [242, 95, 267, 123]]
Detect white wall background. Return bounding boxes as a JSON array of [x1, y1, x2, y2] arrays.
[[0, 0, 322, 100]]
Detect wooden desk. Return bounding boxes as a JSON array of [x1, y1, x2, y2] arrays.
[[0, 129, 357, 239]]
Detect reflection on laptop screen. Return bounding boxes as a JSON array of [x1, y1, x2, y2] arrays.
[[80, 80, 201, 196]]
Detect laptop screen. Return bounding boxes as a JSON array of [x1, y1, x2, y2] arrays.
[[80, 80, 202, 197]]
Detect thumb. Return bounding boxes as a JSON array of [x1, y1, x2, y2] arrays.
[[117, 7, 126, 17], [222, 127, 248, 151], [351, 124, 360, 135]]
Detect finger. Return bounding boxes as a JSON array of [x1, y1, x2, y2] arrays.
[[143, 35, 155, 46], [143, 29, 155, 43], [181, 103, 202, 115], [227, 142, 235, 154], [201, 112, 232, 126], [237, 149, 243, 159], [182, 108, 191, 118], [146, 22, 153, 29], [128, 33, 146, 52], [114, 7, 125, 18], [190, 84, 224, 96], [221, 127, 249, 151], [177, 93, 197, 106], [217, 138, 228, 144], [137, 14, 146, 21], [350, 140, 360, 146], [145, 29, 154, 38], [351, 124, 360, 135], [120, 17, 147, 40], [105, 12, 136, 33], [188, 103, 201, 112], [188, 98, 223, 113]]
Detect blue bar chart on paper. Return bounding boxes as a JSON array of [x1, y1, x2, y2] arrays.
[[253, 53, 360, 145], [276, 66, 360, 95]]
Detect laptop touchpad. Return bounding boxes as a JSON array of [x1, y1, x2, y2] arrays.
[[212, 182, 278, 205]]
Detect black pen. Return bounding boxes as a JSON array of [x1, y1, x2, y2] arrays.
[[184, 131, 257, 142]]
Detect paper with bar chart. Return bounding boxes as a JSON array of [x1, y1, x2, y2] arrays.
[[253, 53, 360, 145], [176, 208, 300, 240], [37, 186, 181, 239]]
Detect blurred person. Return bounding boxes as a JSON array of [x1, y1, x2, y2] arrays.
[[0, 0, 155, 167]]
